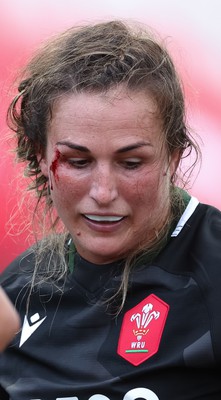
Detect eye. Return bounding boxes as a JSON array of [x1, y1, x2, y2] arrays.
[[67, 158, 90, 169], [121, 158, 142, 170]]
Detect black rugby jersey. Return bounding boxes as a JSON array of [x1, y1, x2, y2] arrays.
[[0, 196, 221, 400]]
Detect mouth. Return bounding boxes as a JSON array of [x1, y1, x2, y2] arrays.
[[84, 214, 125, 223]]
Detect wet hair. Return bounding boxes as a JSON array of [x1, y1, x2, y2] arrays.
[[7, 20, 200, 311]]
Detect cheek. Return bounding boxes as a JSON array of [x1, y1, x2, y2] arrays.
[[135, 170, 161, 199], [133, 168, 170, 209], [50, 170, 88, 206]]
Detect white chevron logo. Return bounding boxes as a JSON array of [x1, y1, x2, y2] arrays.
[[19, 313, 46, 347]]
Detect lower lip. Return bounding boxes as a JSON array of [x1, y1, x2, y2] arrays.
[[83, 216, 126, 233]]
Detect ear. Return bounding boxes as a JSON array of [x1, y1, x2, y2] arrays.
[[169, 149, 181, 178], [37, 154, 49, 178]]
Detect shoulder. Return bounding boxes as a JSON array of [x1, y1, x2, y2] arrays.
[[0, 236, 69, 304], [191, 202, 221, 250], [173, 198, 221, 247], [0, 247, 36, 303], [1, 246, 36, 280], [192, 203, 221, 282], [161, 200, 221, 274], [175, 201, 221, 282]]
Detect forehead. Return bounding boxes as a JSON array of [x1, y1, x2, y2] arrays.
[[48, 88, 162, 143]]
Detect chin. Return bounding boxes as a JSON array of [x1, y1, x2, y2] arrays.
[[83, 247, 123, 264]]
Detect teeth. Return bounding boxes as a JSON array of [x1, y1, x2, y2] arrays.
[[85, 215, 124, 222]]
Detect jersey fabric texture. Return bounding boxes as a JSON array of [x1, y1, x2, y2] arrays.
[[0, 197, 221, 400]]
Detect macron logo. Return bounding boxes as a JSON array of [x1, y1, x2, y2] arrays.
[[19, 313, 47, 347]]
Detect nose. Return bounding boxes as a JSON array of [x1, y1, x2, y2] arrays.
[[89, 165, 118, 205]]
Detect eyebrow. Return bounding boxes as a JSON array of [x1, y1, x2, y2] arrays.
[[116, 141, 152, 153], [56, 141, 89, 152], [56, 140, 152, 153]]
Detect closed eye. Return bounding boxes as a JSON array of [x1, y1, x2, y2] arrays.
[[120, 158, 142, 170], [67, 158, 90, 168]]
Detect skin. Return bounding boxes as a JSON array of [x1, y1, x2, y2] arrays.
[[40, 88, 180, 264], [0, 287, 20, 351]]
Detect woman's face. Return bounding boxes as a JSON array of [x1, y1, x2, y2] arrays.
[[40, 88, 179, 264]]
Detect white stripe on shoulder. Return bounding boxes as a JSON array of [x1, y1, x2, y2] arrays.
[[171, 196, 199, 237]]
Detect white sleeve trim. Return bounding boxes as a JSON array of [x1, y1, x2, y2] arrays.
[[171, 196, 199, 237]]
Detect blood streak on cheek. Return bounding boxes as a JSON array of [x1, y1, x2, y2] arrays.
[[50, 149, 61, 190]]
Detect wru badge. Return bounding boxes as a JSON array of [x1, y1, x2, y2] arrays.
[[118, 294, 169, 365]]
